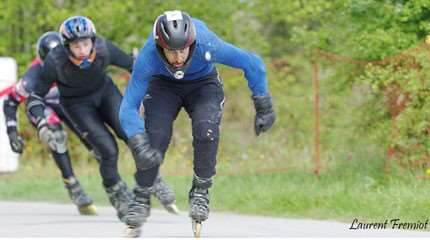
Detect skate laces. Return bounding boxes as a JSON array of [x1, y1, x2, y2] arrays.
[[128, 200, 150, 216], [134, 186, 152, 204], [128, 187, 151, 217], [190, 188, 209, 211]]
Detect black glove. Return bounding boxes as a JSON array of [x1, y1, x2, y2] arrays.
[[253, 94, 276, 136], [7, 128, 24, 154], [128, 132, 162, 170]]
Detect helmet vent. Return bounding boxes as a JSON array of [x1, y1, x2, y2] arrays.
[[161, 23, 169, 40]]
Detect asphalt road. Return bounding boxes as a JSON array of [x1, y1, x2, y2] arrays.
[[0, 201, 429, 237]]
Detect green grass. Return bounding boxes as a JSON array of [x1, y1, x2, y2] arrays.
[[2, 155, 430, 225]]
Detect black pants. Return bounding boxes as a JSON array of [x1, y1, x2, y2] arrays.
[[61, 77, 127, 187], [135, 69, 225, 187]]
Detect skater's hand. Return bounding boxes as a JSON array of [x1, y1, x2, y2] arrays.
[[128, 132, 163, 170], [253, 94, 276, 136], [8, 129, 24, 154]]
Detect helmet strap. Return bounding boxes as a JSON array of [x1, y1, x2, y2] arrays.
[[68, 48, 97, 69]]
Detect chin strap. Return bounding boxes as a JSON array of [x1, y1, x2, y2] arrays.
[[68, 49, 97, 69]]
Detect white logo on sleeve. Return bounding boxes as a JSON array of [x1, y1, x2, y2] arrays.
[[165, 10, 183, 21], [205, 51, 212, 61]]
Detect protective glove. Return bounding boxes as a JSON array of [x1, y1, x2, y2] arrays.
[[252, 94, 276, 136], [128, 132, 162, 170], [7, 128, 24, 154]]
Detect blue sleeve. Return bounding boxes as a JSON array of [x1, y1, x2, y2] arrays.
[[209, 33, 268, 96], [119, 46, 152, 139]]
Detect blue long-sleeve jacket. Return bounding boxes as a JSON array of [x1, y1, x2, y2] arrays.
[[120, 18, 269, 139]]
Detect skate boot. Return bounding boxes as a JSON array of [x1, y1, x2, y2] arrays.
[[152, 174, 179, 214], [189, 175, 212, 237], [64, 177, 97, 215], [123, 185, 152, 238], [104, 180, 134, 221]]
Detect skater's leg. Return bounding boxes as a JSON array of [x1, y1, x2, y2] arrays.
[[135, 168, 179, 214], [104, 179, 134, 220], [64, 176, 97, 215], [123, 185, 152, 237], [183, 73, 224, 236], [63, 102, 121, 187], [50, 103, 94, 152], [27, 105, 96, 215], [141, 77, 182, 159], [134, 77, 182, 202], [152, 173, 179, 214], [184, 75, 224, 179], [125, 186, 151, 226], [27, 105, 74, 178], [99, 78, 128, 142], [42, 124, 96, 215], [123, 78, 183, 236], [189, 175, 212, 222], [98, 78, 180, 217], [51, 150, 74, 179], [63, 102, 132, 219]]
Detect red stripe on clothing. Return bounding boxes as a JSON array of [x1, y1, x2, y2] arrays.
[[0, 85, 14, 98]]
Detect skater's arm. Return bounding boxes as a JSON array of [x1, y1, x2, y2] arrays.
[[3, 90, 25, 153], [106, 40, 134, 72], [2, 69, 37, 154], [3, 91, 20, 132], [4, 62, 42, 131], [25, 59, 55, 121], [207, 29, 268, 96], [34, 56, 57, 98], [25, 93, 46, 121], [119, 46, 153, 139], [199, 23, 275, 135]]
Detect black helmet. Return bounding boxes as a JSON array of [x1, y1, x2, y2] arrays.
[[59, 16, 96, 46], [36, 31, 61, 61], [153, 10, 196, 50], [153, 10, 196, 79]]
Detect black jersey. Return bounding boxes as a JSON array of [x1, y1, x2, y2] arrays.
[[33, 37, 133, 99]]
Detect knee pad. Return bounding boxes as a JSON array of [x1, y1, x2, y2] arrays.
[[46, 108, 61, 125], [192, 120, 220, 142], [47, 127, 68, 154]]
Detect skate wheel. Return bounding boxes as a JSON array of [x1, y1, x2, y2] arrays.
[[165, 203, 180, 215], [78, 204, 97, 215], [123, 225, 141, 238], [192, 220, 202, 238]]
